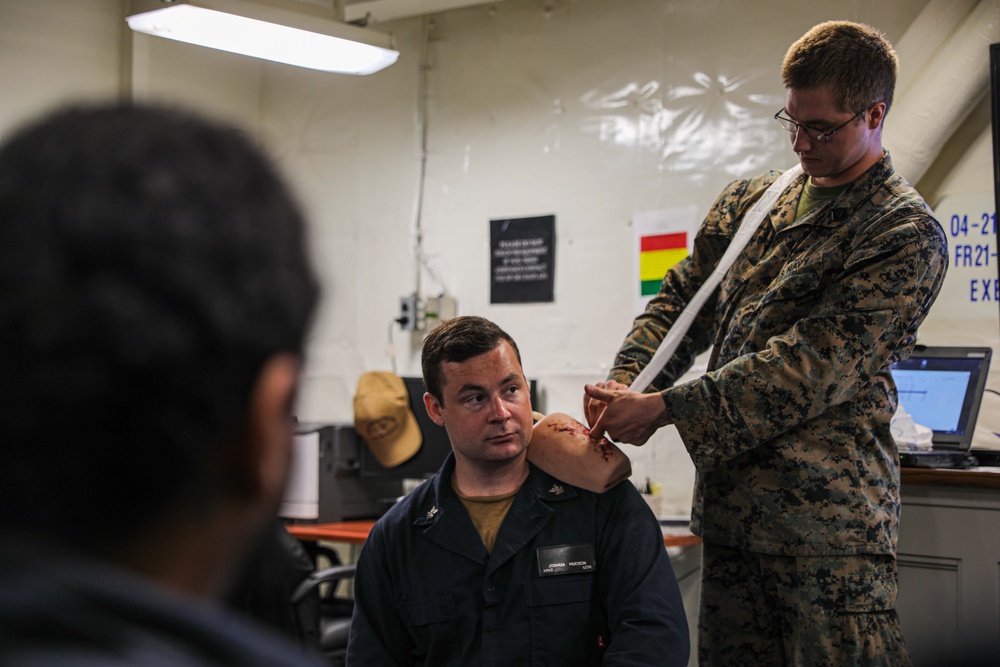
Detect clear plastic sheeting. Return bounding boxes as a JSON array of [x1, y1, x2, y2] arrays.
[[580, 73, 785, 182]]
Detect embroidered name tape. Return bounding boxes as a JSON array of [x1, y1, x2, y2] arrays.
[[537, 544, 596, 576]]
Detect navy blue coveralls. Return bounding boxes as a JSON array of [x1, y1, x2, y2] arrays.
[[347, 454, 690, 666]]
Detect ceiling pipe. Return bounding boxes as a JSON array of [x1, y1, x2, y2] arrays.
[[883, 0, 1000, 185], [892, 0, 980, 97], [344, 0, 507, 24]]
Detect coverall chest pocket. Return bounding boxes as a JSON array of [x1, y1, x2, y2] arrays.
[[403, 594, 460, 658], [525, 576, 605, 667]]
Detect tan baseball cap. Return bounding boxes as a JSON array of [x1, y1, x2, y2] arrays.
[[353, 371, 422, 468]]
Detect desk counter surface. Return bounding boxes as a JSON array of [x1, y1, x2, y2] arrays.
[[286, 520, 701, 548], [901, 465, 1000, 490], [284, 469, 1000, 544], [287, 520, 376, 544]]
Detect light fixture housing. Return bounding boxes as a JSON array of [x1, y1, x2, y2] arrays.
[[126, 0, 399, 75]]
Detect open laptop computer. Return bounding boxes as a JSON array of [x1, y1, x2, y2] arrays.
[[890, 345, 992, 469]]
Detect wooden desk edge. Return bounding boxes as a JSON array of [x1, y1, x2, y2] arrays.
[[901, 467, 1000, 490], [286, 520, 375, 544], [288, 520, 702, 549], [663, 534, 702, 548]]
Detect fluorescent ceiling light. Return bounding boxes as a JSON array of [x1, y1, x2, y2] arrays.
[[126, 0, 399, 75]]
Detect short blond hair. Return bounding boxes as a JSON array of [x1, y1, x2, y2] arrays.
[[782, 21, 898, 115]]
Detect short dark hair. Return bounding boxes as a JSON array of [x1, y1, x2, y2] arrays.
[[0, 103, 319, 553], [420, 316, 522, 403], [781, 20, 898, 115]]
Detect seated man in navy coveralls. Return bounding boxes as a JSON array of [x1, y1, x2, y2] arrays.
[[347, 315, 689, 666]]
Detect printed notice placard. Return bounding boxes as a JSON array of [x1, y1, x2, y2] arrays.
[[490, 215, 555, 304], [923, 193, 997, 322]]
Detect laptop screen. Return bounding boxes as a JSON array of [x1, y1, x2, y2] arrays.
[[890, 346, 992, 450]]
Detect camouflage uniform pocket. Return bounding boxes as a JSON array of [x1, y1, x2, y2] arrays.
[[797, 555, 898, 613], [792, 556, 908, 666], [840, 566, 897, 613]]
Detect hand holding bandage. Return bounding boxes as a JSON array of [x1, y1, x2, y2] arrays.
[[581, 166, 802, 448], [582, 379, 630, 430], [583, 383, 672, 447]]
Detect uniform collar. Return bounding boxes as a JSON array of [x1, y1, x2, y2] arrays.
[[412, 454, 580, 530], [526, 463, 581, 503], [772, 150, 895, 233]]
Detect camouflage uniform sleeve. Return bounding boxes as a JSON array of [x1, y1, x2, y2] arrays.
[[664, 210, 948, 471], [608, 174, 778, 391]]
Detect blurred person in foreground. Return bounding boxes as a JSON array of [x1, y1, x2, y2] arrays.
[[584, 21, 947, 667], [347, 315, 689, 666], [0, 102, 323, 666]]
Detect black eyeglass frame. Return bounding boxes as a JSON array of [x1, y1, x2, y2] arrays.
[[773, 103, 877, 143]]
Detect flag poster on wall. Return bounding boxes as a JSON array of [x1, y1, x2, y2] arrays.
[[490, 214, 555, 304], [633, 205, 698, 314]]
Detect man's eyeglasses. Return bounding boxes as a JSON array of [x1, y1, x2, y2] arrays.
[[773, 105, 870, 143]]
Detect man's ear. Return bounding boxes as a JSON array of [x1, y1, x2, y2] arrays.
[[240, 353, 302, 503], [868, 101, 887, 130], [424, 391, 445, 427]]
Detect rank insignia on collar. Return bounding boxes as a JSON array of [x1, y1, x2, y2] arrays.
[[549, 484, 564, 496], [425, 506, 439, 520]]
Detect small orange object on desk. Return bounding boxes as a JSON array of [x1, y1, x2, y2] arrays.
[[286, 520, 376, 544], [662, 532, 702, 548], [286, 519, 700, 549]]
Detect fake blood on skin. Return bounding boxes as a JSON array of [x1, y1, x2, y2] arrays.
[[544, 420, 617, 462]]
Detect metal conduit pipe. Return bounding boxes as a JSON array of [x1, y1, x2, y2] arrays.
[[345, 0, 509, 24]]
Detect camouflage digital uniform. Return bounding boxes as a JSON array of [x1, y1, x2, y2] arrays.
[[609, 152, 948, 666]]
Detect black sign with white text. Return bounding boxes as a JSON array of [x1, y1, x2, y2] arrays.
[[490, 214, 555, 304]]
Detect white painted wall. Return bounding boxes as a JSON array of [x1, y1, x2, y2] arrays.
[[0, 0, 122, 142], [1, 0, 997, 516]]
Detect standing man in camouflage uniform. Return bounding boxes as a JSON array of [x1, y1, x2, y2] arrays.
[[583, 21, 947, 667]]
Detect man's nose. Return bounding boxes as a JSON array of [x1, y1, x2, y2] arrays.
[[488, 396, 511, 421], [791, 125, 812, 151]]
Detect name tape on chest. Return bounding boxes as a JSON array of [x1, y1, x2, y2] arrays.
[[536, 544, 596, 576]]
